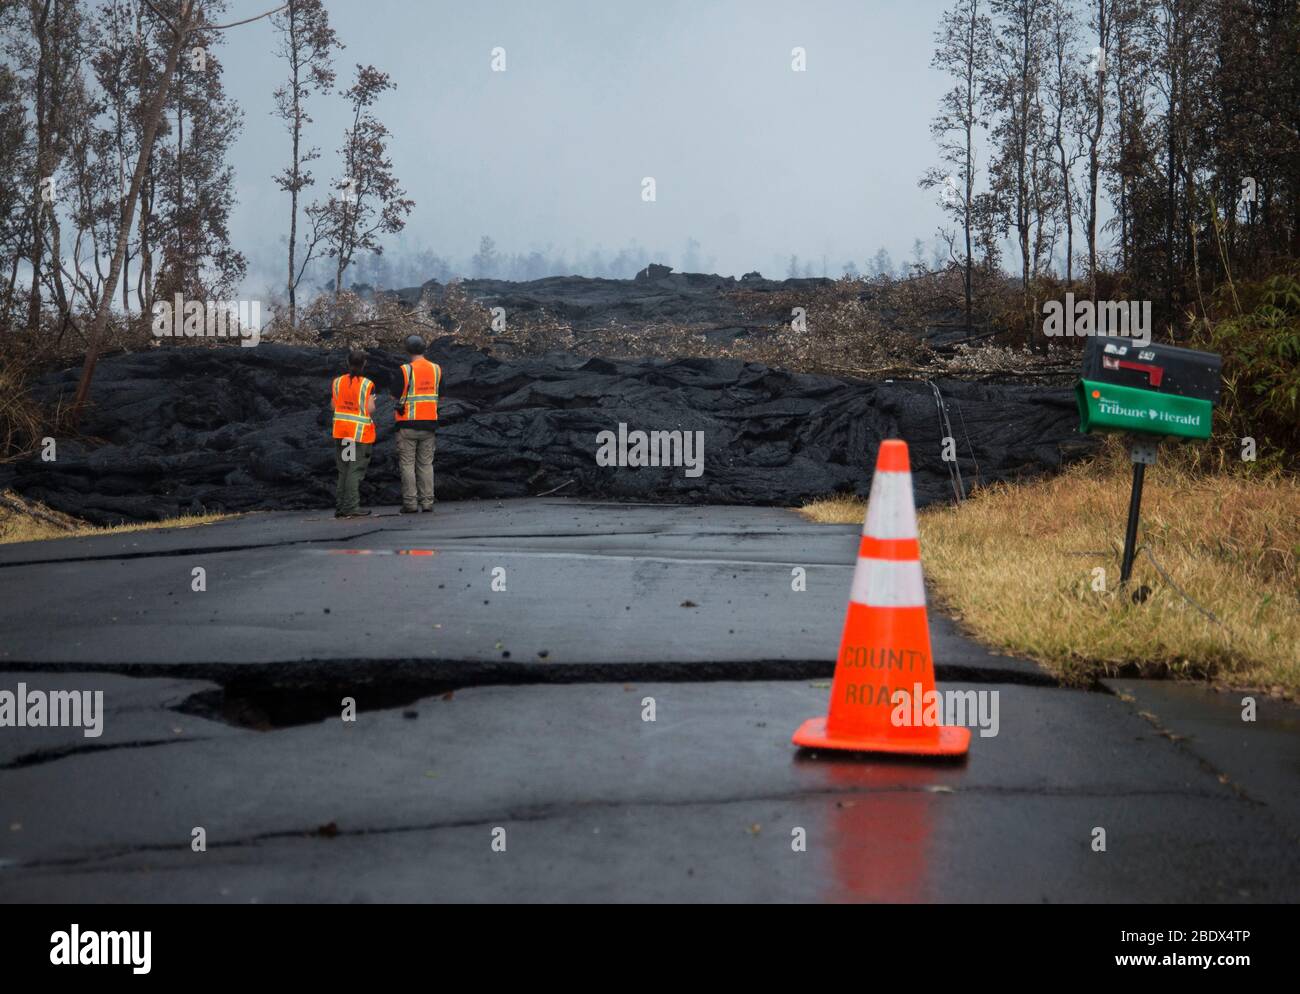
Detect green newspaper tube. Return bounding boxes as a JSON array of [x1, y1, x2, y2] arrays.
[[1075, 379, 1214, 440]]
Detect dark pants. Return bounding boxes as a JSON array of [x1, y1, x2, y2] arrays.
[[334, 438, 373, 514]]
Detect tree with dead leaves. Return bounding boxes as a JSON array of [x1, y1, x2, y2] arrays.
[[69, 0, 288, 422], [152, 4, 246, 305], [309, 64, 413, 300]]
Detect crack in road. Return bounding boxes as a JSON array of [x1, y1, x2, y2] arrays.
[[0, 659, 1060, 687], [1, 735, 213, 770], [0, 658, 1064, 732], [0, 527, 395, 570], [3, 781, 1244, 876], [1122, 701, 1275, 812], [0, 526, 748, 570]]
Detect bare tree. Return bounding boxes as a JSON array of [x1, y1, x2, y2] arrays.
[[70, 0, 288, 421], [1106, 0, 1149, 277], [986, 0, 1052, 345], [1145, 0, 1212, 329], [271, 0, 339, 327], [1080, 0, 1112, 298], [0, 53, 29, 329], [1044, 0, 1084, 283], [90, 0, 144, 314], [21, 0, 92, 333], [471, 234, 497, 278], [154, 7, 245, 304], [42, 49, 109, 342], [922, 0, 993, 336]]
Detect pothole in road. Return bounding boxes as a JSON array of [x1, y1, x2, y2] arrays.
[[176, 677, 461, 731], [145, 650, 1069, 732]]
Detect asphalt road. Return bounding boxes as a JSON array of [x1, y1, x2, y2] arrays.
[[1, 500, 1296, 902]]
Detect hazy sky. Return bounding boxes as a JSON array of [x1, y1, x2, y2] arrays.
[[220, 0, 954, 291]]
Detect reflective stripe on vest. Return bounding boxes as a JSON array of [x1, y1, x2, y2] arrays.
[[395, 358, 441, 422], [332, 375, 375, 443]]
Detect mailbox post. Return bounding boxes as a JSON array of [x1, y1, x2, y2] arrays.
[[1075, 337, 1222, 586]]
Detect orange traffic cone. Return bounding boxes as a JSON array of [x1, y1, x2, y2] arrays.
[[793, 439, 970, 757]]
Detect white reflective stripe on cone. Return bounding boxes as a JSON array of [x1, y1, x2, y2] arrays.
[[849, 558, 927, 608], [861, 471, 919, 540]]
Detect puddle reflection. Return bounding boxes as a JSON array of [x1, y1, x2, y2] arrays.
[[796, 751, 965, 902]]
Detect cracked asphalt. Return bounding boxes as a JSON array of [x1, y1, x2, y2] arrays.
[[1, 499, 1297, 902]]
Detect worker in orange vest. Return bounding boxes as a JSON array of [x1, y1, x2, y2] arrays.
[[330, 349, 378, 518], [393, 335, 442, 513]]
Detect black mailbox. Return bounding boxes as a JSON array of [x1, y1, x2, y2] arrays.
[[1076, 337, 1222, 439]]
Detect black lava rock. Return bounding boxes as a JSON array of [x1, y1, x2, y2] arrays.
[[2, 340, 1095, 525]]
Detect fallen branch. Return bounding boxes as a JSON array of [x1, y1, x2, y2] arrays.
[[535, 479, 575, 497], [0, 491, 80, 531], [818, 363, 928, 379], [964, 368, 1076, 380]]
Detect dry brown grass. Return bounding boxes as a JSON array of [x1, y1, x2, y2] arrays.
[[718, 277, 929, 375], [0, 360, 46, 459], [6, 272, 1076, 392], [0, 490, 232, 546], [394, 273, 1074, 380], [799, 444, 1300, 695], [799, 493, 869, 525]]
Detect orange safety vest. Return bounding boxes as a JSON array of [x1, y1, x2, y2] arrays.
[[394, 356, 441, 423], [331, 374, 376, 443]]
